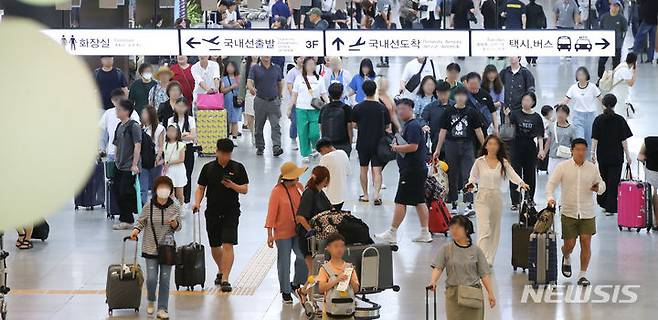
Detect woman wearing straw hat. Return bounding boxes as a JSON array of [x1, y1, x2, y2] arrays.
[[149, 65, 174, 108], [265, 161, 309, 304]]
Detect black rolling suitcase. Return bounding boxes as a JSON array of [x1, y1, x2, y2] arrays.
[[74, 160, 105, 210], [106, 236, 143, 316], [175, 213, 205, 290], [343, 243, 399, 294], [511, 191, 536, 272]]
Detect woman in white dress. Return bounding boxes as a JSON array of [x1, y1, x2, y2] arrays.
[[163, 125, 187, 206]]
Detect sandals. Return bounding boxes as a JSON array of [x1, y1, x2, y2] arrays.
[[358, 195, 369, 203], [373, 199, 383, 206], [577, 277, 590, 287], [220, 281, 233, 293], [16, 233, 33, 250], [561, 256, 572, 278]]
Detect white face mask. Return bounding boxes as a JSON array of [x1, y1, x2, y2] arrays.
[[143, 72, 153, 80], [156, 188, 171, 199]]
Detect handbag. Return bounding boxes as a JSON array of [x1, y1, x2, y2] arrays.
[[533, 206, 556, 234], [377, 132, 396, 163], [303, 75, 324, 110], [553, 123, 572, 159], [457, 285, 484, 309], [405, 58, 435, 93], [283, 184, 306, 237], [499, 123, 516, 141], [196, 92, 224, 110], [149, 203, 178, 265], [226, 76, 244, 109]]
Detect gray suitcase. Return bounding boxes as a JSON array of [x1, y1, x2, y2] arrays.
[[106, 236, 143, 316]]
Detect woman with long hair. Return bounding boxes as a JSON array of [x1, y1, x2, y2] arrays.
[[265, 162, 308, 304], [158, 81, 183, 126], [140, 105, 165, 204], [466, 135, 527, 265], [348, 58, 376, 103], [376, 76, 402, 133], [167, 98, 196, 210], [427, 215, 496, 320], [289, 57, 329, 162], [220, 60, 243, 142], [481, 64, 504, 112], [413, 75, 437, 117], [592, 94, 633, 215], [504, 92, 545, 209]]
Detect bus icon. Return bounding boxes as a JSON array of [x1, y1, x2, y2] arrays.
[[557, 36, 572, 51]]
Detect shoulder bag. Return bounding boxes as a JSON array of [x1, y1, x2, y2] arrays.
[[226, 76, 244, 109], [554, 123, 572, 158], [303, 75, 324, 110], [150, 202, 177, 265], [405, 58, 429, 93], [283, 184, 306, 236]]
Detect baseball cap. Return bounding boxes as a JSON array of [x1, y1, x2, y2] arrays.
[[307, 7, 322, 16], [611, 0, 622, 6]]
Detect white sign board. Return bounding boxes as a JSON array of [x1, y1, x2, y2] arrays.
[[470, 30, 616, 57], [42, 29, 179, 55], [325, 30, 470, 57], [180, 29, 324, 56]]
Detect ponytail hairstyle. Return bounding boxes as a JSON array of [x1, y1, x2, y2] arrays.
[[306, 166, 330, 190], [601, 93, 617, 115], [449, 215, 475, 242]]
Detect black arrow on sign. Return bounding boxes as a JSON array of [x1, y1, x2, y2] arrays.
[[332, 37, 345, 51], [186, 37, 201, 49], [595, 38, 610, 50]]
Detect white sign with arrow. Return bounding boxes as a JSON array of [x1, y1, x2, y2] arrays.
[[470, 30, 616, 57], [180, 29, 324, 56], [325, 30, 470, 57]]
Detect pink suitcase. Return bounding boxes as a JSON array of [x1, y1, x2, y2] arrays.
[[617, 166, 653, 232], [196, 93, 224, 110]]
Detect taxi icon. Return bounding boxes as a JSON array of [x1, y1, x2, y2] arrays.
[[575, 38, 593, 52], [557, 36, 572, 51]]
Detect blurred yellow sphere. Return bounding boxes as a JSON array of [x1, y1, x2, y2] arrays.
[[0, 18, 99, 228]]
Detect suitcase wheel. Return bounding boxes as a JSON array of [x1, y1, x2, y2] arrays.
[[648, 227, 652, 233], [628, 227, 631, 231], [392, 285, 400, 292], [618, 225, 622, 231], [101, 204, 105, 208], [636, 228, 641, 233], [74, 206, 79, 210], [443, 232, 448, 237], [514, 267, 517, 272], [86, 207, 93, 210], [135, 308, 139, 312], [523, 268, 527, 273], [108, 309, 112, 316], [176, 285, 180, 291]]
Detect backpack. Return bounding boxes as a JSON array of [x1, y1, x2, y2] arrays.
[[322, 262, 356, 317], [468, 93, 493, 130], [336, 215, 374, 245], [320, 103, 348, 144], [599, 63, 625, 92], [310, 210, 350, 240], [114, 120, 156, 169]]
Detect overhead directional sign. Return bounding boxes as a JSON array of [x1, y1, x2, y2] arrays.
[[42, 29, 178, 55], [470, 30, 616, 57], [180, 29, 324, 56], [325, 30, 470, 57]]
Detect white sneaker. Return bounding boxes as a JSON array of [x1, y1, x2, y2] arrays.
[[412, 231, 433, 243], [311, 150, 320, 158], [374, 230, 397, 244], [147, 302, 155, 315], [301, 156, 311, 163], [291, 140, 299, 150], [112, 222, 133, 230], [156, 309, 169, 319]]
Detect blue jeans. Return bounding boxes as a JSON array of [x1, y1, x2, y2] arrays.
[[275, 236, 308, 294], [572, 110, 596, 153], [139, 165, 162, 205], [633, 22, 657, 61], [145, 258, 172, 311], [289, 105, 298, 140]]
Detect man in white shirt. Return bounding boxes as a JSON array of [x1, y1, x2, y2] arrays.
[[191, 56, 221, 108], [400, 57, 438, 96], [546, 138, 606, 287], [316, 139, 351, 211], [99, 88, 140, 160]]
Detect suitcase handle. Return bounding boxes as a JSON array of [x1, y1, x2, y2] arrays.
[[121, 236, 139, 279], [192, 209, 202, 244], [425, 286, 437, 320]]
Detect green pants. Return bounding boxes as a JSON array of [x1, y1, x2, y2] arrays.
[[296, 108, 321, 157]]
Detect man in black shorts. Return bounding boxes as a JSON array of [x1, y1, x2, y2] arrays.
[[192, 138, 249, 292], [351, 80, 391, 206], [375, 99, 432, 244]]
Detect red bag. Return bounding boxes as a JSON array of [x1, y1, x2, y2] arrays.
[[428, 199, 452, 236], [196, 93, 224, 110]]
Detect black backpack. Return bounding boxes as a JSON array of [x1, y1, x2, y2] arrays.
[[320, 103, 348, 144], [114, 120, 156, 169], [336, 215, 374, 245]]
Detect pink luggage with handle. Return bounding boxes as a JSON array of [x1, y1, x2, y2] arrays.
[[618, 163, 653, 233]]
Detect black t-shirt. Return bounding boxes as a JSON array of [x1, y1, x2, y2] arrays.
[[397, 118, 427, 171], [351, 100, 391, 151], [96, 68, 128, 110], [297, 188, 332, 222], [509, 110, 544, 148], [197, 159, 249, 214], [644, 136, 658, 171], [319, 101, 352, 145], [451, 0, 475, 29], [592, 113, 633, 165], [467, 89, 496, 128], [440, 105, 483, 141]]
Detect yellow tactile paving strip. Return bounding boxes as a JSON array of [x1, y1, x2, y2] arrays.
[[10, 244, 277, 297]]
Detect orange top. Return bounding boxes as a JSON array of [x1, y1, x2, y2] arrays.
[[265, 182, 304, 240]]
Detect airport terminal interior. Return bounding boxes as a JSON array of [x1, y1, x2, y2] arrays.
[[2, 0, 658, 319]]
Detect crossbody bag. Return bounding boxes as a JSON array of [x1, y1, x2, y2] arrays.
[[553, 122, 572, 158], [149, 202, 177, 265], [303, 75, 324, 110], [226, 76, 244, 108]]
